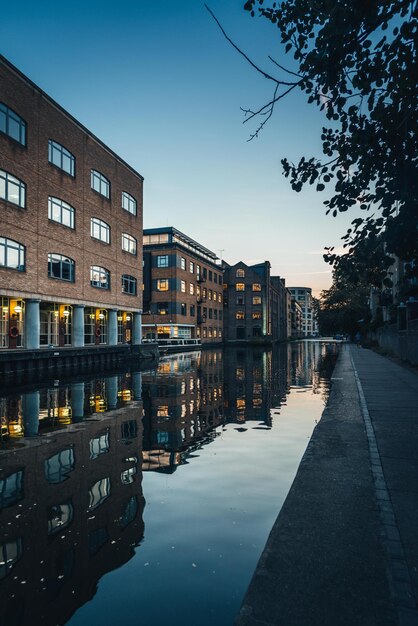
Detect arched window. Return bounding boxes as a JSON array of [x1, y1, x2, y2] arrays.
[[122, 191, 137, 215], [0, 237, 25, 271], [0, 170, 26, 208], [90, 266, 110, 290], [122, 274, 137, 295], [48, 140, 75, 176], [0, 103, 26, 145], [48, 197, 75, 229], [91, 170, 110, 198], [236, 268, 245, 278], [91, 218, 110, 244], [121, 233, 137, 255], [48, 254, 75, 282]]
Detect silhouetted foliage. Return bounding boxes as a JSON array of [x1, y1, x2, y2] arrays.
[[215, 0, 418, 274]]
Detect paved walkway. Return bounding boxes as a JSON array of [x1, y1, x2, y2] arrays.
[[236, 345, 418, 626]]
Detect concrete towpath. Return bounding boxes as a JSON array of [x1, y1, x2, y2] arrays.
[[236, 344, 418, 626]]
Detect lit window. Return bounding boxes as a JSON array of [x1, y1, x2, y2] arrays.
[[181, 280, 186, 293], [48, 140, 75, 176], [253, 312, 262, 320], [157, 302, 168, 314], [0, 237, 25, 271], [0, 103, 26, 145], [218, 293, 222, 303], [91, 217, 110, 244], [180, 257, 186, 270], [236, 283, 245, 291], [236, 268, 245, 278], [208, 290, 212, 300], [190, 261, 194, 273], [0, 169, 26, 208], [122, 274, 137, 295], [48, 196, 75, 229], [157, 255, 169, 268], [181, 302, 186, 315], [90, 266, 110, 290], [48, 253, 75, 282], [253, 296, 262, 305], [236, 311, 245, 319], [122, 191, 137, 215], [252, 283, 262, 292], [121, 233, 137, 255], [157, 279, 169, 291], [91, 169, 110, 198], [189, 283, 195, 295]]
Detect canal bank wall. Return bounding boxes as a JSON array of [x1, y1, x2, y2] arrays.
[[236, 345, 402, 626], [0, 343, 159, 385]]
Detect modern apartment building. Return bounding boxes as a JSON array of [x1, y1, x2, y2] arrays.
[[142, 227, 223, 344], [0, 55, 143, 351], [288, 287, 318, 337]]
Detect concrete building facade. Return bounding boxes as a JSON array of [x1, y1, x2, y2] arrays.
[[0, 55, 143, 352], [289, 287, 318, 337]]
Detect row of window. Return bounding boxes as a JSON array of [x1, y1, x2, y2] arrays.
[[0, 164, 137, 216], [0, 238, 137, 295], [1, 102, 138, 212], [236, 296, 262, 305], [156, 278, 223, 302], [155, 302, 223, 320], [235, 311, 263, 320], [235, 283, 262, 292], [156, 255, 222, 284]]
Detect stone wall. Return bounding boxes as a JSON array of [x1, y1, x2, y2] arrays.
[[373, 319, 418, 365]]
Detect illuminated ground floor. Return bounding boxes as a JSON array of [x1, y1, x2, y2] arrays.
[[0, 295, 142, 350], [142, 322, 223, 344]]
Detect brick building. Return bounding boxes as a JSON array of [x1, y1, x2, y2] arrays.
[[0, 55, 143, 351], [223, 261, 289, 342], [142, 227, 223, 344]]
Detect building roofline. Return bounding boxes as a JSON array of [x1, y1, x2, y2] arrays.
[[0, 54, 144, 181], [143, 226, 218, 260]]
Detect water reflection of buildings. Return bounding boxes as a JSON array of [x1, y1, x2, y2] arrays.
[[0, 398, 144, 626], [142, 350, 224, 472], [0, 372, 143, 441], [222, 346, 290, 426], [289, 341, 338, 398]]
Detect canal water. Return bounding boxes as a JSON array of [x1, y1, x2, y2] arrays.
[[0, 341, 338, 626]]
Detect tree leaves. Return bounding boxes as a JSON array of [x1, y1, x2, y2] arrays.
[[241, 0, 418, 265]]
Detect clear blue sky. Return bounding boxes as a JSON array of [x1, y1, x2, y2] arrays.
[[1, 0, 357, 295]]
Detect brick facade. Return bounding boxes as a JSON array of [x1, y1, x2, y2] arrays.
[[142, 227, 223, 344], [0, 55, 143, 349]]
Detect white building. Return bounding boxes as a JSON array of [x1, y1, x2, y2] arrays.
[[289, 287, 319, 337]]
